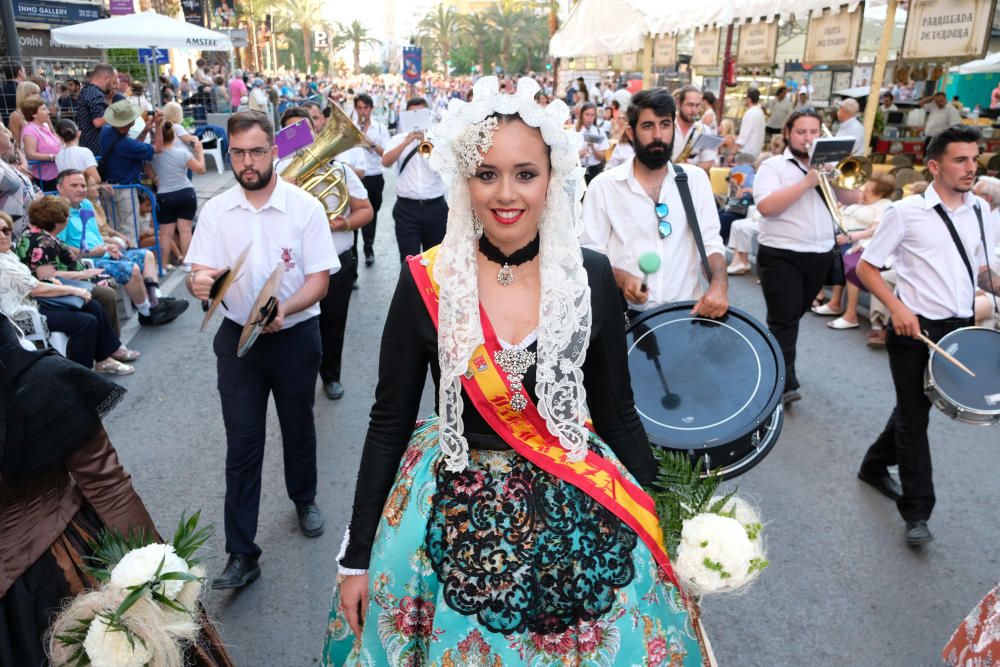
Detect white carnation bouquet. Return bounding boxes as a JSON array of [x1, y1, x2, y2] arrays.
[[48, 512, 213, 667], [652, 453, 768, 596]]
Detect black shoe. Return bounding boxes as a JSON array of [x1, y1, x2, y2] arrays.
[[365, 250, 374, 267], [905, 520, 933, 546], [296, 502, 324, 537], [138, 298, 189, 326], [211, 553, 260, 590], [857, 469, 902, 501], [781, 390, 801, 405], [323, 380, 344, 400], [352, 279, 359, 291]]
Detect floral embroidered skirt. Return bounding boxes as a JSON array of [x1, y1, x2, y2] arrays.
[[91, 249, 148, 284], [322, 419, 703, 667]]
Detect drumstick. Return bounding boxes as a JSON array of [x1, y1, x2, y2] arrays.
[[917, 332, 976, 378]]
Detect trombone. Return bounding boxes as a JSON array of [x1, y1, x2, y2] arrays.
[[812, 125, 872, 235]]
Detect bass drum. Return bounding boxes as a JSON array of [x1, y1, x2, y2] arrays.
[[626, 302, 785, 479], [924, 326, 1000, 425]]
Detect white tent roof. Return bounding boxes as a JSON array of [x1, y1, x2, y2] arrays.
[[51, 10, 233, 50], [952, 52, 1000, 75], [550, 0, 884, 57]]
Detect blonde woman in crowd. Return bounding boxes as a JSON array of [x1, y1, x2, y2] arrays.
[[7, 80, 41, 146]]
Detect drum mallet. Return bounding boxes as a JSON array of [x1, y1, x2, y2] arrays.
[[917, 331, 976, 378], [638, 252, 662, 293]]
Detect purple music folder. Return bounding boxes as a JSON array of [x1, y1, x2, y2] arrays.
[[275, 121, 314, 159]]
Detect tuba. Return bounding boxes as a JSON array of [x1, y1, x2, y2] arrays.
[[280, 102, 371, 221], [812, 124, 872, 234]]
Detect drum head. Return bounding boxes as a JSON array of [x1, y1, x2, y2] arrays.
[[928, 327, 1000, 419], [627, 302, 785, 477]]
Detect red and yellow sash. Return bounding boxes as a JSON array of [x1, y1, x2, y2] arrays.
[[407, 247, 680, 589]]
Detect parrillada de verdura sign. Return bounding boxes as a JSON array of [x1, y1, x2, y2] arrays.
[[901, 0, 997, 60]]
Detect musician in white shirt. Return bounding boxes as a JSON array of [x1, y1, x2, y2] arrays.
[[671, 86, 715, 172], [582, 88, 728, 318], [856, 125, 999, 547], [382, 97, 448, 262], [353, 93, 390, 265]]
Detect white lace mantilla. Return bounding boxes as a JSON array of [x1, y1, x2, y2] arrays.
[[427, 76, 592, 472]]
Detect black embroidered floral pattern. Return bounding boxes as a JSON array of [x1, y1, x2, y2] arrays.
[[425, 450, 638, 636]]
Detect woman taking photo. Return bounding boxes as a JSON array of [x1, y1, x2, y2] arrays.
[[323, 77, 703, 667], [576, 102, 609, 185], [18, 95, 61, 191], [151, 120, 205, 265]]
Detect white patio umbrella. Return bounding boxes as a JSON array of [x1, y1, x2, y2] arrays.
[[52, 11, 234, 106]]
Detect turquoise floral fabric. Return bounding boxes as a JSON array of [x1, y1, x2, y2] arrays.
[[323, 419, 702, 667]]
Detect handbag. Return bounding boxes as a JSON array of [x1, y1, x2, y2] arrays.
[[34, 278, 94, 311]]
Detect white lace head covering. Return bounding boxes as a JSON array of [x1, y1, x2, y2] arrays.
[[426, 76, 590, 472]]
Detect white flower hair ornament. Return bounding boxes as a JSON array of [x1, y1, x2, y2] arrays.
[[426, 76, 592, 473]]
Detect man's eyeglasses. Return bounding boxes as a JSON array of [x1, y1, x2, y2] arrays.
[[228, 147, 271, 161], [655, 202, 672, 239], [0, 227, 12, 237]]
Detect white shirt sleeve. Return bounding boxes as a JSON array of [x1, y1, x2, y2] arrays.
[[342, 164, 368, 199], [861, 204, 906, 269], [752, 157, 781, 204], [300, 201, 340, 275]]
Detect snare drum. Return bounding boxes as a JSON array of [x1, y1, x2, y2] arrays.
[[626, 302, 785, 479], [924, 326, 1000, 425]]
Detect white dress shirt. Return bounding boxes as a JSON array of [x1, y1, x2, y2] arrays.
[[836, 117, 866, 156], [861, 184, 997, 320], [754, 149, 837, 253], [185, 177, 339, 329], [581, 157, 725, 310], [672, 120, 717, 165], [736, 105, 766, 157], [385, 133, 446, 200], [578, 124, 609, 167], [606, 142, 635, 170], [276, 156, 368, 256], [358, 120, 390, 176]]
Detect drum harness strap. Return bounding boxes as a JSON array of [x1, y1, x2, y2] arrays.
[[927, 196, 1000, 322], [672, 164, 713, 282]]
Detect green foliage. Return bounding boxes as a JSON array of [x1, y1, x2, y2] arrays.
[[85, 526, 155, 582], [106, 49, 149, 84], [172, 510, 213, 565]]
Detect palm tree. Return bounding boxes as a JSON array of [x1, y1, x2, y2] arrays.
[[417, 4, 461, 76], [280, 0, 326, 74], [318, 19, 347, 76], [460, 12, 493, 76], [486, 0, 529, 74], [337, 19, 381, 75]]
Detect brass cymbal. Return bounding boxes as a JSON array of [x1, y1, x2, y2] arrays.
[[200, 243, 252, 332], [237, 263, 286, 358]]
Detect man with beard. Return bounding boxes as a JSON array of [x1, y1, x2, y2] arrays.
[[582, 88, 728, 319], [753, 109, 860, 405], [75, 64, 118, 155], [856, 125, 999, 546], [185, 111, 339, 590], [671, 86, 716, 172]]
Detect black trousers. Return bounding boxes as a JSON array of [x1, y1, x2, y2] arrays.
[[41, 301, 121, 367], [214, 316, 322, 556], [860, 316, 972, 522], [354, 174, 385, 256], [393, 196, 448, 262], [319, 250, 358, 383], [756, 244, 833, 391]]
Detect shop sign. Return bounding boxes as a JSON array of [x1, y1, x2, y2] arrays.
[[653, 36, 677, 67], [621, 51, 638, 70], [181, 0, 203, 26], [737, 20, 778, 67], [109, 0, 132, 15], [596, 53, 609, 70], [17, 28, 99, 57], [14, 0, 101, 25], [805, 6, 864, 65], [692, 27, 720, 68], [216, 28, 247, 47], [901, 0, 997, 60]]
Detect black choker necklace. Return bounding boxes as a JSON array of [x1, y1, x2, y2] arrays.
[[478, 233, 540, 286]]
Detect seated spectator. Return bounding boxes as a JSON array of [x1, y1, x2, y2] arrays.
[[151, 120, 204, 266], [726, 209, 761, 275], [55, 170, 187, 326], [716, 118, 737, 165], [15, 195, 138, 360], [211, 75, 230, 113], [99, 101, 162, 246], [0, 210, 132, 374], [7, 80, 40, 146], [54, 119, 100, 186], [18, 95, 61, 191], [0, 124, 40, 236], [83, 176, 129, 249], [813, 175, 895, 329], [756, 134, 785, 170], [718, 152, 756, 244], [973, 176, 1000, 328]]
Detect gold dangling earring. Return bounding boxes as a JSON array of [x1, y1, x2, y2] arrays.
[[472, 210, 483, 235]]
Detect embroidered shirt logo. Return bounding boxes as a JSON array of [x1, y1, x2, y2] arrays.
[[281, 248, 296, 270]]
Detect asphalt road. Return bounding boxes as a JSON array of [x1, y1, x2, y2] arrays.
[[101, 168, 1000, 667]]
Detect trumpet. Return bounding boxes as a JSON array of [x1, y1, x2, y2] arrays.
[[809, 124, 872, 235], [418, 139, 433, 158]]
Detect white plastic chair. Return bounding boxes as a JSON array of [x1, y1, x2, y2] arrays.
[[17, 311, 68, 356], [200, 130, 225, 174]]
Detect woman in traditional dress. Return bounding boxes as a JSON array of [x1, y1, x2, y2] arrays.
[[323, 76, 704, 667]]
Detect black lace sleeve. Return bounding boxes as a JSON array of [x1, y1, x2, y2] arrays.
[[580, 250, 656, 487], [340, 266, 434, 570]]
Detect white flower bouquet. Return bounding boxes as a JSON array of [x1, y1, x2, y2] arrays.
[[650, 452, 768, 596], [48, 512, 212, 667]]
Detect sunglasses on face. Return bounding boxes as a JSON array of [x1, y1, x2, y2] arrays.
[[655, 202, 672, 239], [0, 227, 12, 237]]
